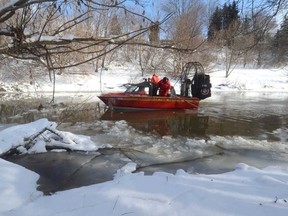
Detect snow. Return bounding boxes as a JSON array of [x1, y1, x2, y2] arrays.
[[0, 63, 288, 215], [27, 35, 77, 43], [1, 63, 287, 95], [0, 119, 100, 155], [211, 68, 288, 92], [1, 157, 288, 216], [0, 159, 41, 213]]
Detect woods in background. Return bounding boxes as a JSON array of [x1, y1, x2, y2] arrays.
[[0, 0, 287, 80]]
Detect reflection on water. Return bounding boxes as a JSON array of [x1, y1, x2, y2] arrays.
[[0, 97, 57, 125], [101, 110, 209, 137], [201, 92, 288, 141], [5, 151, 128, 195], [0, 98, 102, 126]]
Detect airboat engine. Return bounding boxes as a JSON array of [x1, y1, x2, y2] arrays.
[[191, 73, 211, 99], [180, 62, 211, 100]]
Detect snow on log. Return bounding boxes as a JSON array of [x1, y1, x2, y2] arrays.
[[0, 118, 98, 157]]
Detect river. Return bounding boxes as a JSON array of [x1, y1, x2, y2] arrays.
[[1, 92, 288, 194]]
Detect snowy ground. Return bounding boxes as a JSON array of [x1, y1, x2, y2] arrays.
[[1, 63, 288, 216], [1, 63, 288, 95]]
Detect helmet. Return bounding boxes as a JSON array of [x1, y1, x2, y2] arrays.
[[163, 77, 169, 81]]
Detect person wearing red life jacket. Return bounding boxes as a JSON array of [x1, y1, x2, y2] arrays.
[[158, 77, 171, 97]]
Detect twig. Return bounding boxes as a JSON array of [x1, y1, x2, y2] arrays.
[[113, 195, 119, 211]]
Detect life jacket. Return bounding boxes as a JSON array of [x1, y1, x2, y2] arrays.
[[151, 74, 160, 83], [158, 79, 171, 96]]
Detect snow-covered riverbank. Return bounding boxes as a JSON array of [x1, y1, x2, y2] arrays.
[[1, 63, 288, 95]]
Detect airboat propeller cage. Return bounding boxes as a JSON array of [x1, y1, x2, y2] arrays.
[[180, 62, 211, 100]]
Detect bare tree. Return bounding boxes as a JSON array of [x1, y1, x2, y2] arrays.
[[0, 0, 177, 102], [161, 0, 208, 74], [237, 0, 286, 66]]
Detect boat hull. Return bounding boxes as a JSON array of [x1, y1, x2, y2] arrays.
[[98, 93, 199, 110]]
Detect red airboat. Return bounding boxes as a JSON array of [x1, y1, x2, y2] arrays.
[[98, 62, 211, 110]]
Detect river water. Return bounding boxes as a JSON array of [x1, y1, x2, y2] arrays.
[[1, 92, 288, 194]]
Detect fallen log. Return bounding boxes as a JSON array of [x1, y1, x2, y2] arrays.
[[0, 127, 75, 158]]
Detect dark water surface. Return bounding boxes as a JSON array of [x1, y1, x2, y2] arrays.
[[2, 92, 288, 193]]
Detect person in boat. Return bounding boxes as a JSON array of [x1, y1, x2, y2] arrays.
[[150, 73, 160, 96], [158, 77, 171, 97], [137, 86, 147, 94]]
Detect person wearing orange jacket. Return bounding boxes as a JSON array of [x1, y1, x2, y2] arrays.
[[150, 73, 160, 96], [151, 74, 160, 83], [158, 77, 171, 97]]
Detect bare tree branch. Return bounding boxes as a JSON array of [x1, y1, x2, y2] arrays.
[[0, 0, 56, 22]]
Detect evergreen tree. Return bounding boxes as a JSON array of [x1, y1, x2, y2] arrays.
[[227, 1, 239, 27], [207, 7, 222, 41], [207, 1, 239, 41], [222, 3, 229, 30]]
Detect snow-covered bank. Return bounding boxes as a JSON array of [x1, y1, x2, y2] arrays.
[[0, 159, 41, 213], [1, 64, 288, 94], [211, 68, 288, 92], [1, 157, 288, 216]]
